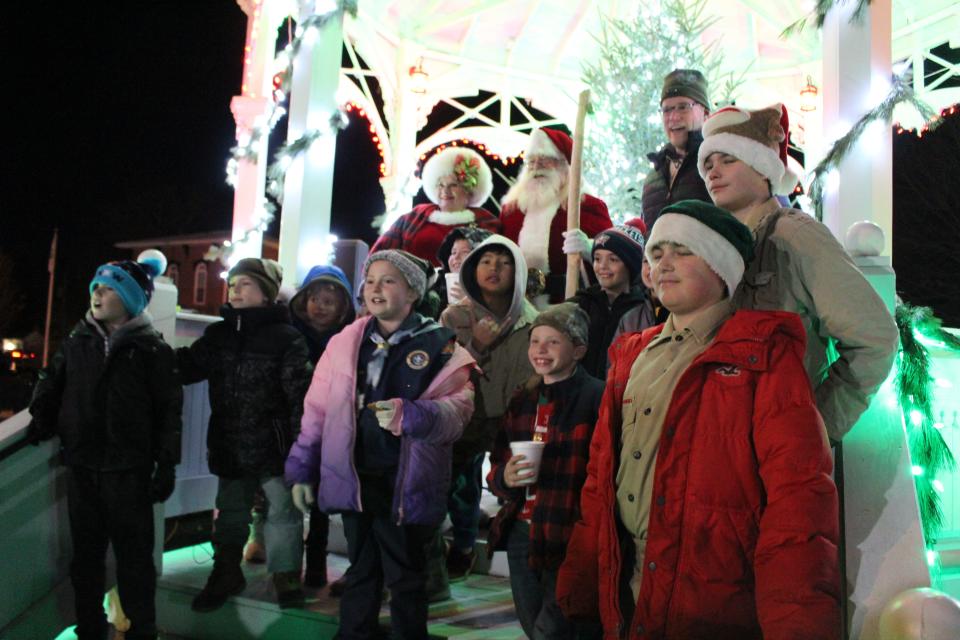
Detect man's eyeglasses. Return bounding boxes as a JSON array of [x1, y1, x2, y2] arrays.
[[660, 102, 697, 116]]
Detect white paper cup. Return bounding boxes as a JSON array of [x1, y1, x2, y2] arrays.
[[445, 272, 462, 304], [510, 441, 546, 485]]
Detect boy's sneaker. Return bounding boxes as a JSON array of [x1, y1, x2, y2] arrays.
[[273, 571, 305, 609], [446, 547, 476, 581], [192, 552, 247, 612]]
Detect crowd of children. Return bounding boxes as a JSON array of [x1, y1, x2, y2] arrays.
[[27, 92, 899, 640]]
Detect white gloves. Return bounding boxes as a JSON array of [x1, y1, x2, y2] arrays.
[[562, 229, 593, 258], [371, 399, 403, 435], [292, 483, 315, 515]]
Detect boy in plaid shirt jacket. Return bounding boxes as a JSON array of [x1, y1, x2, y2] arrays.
[[487, 303, 604, 639]]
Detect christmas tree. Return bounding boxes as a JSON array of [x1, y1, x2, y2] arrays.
[[582, 0, 736, 222]]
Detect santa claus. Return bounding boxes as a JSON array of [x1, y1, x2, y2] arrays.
[[500, 127, 612, 303], [371, 146, 501, 266]]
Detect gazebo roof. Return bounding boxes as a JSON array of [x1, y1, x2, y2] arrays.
[[344, 0, 958, 133]]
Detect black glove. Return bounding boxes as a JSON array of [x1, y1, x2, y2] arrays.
[[149, 463, 176, 503]]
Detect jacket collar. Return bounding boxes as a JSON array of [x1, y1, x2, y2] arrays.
[[646, 129, 705, 167], [220, 303, 291, 334], [645, 309, 806, 372]]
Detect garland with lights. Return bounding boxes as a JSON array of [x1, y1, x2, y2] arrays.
[[583, 0, 740, 222], [807, 74, 939, 220], [781, 0, 872, 38], [895, 302, 959, 550], [213, 1, 357, 267]]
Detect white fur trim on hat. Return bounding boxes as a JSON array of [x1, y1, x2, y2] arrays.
[[644, 213, 746, 296], [525, 128, 568, 162], [421, 146, 494, 207], [697, 131, 789, 195]]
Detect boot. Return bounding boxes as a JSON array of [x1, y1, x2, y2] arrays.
[[304, 550, 328, 588], [274, 571, 305, 609], [192, 544, 247, 612], [424, 532, 451, 601], [446, 545, 477, 582], [243, 512, 266, 564]]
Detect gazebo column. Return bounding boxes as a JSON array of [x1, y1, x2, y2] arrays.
[[229, 0, 285, 265], [823, 2, 930, 639], [379, 40, 422, 227], [277, 1, 345, 286]]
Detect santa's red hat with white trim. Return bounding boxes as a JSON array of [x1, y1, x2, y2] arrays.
[[696, 104, 799, 195], [524, 127, 573, 163]]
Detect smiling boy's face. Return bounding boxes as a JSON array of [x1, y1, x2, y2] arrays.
[[528, 325, 585, 384]]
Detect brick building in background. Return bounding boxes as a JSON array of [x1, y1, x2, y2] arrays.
[[116, 231, 278, 317]]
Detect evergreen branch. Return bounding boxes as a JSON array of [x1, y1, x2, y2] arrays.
[[894, 301, 958, 547], [781, 0, 873, 39], [808, 75, 936, 220]]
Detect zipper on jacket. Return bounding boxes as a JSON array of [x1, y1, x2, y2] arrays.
[[395, 434, 409, 525]]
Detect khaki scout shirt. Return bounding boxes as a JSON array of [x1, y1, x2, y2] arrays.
[[616, 299, 734, 599]]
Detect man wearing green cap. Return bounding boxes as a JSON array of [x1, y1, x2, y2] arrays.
[[641, 69, 714, 230]]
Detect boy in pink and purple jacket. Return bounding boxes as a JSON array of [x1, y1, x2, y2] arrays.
[[285, 250, 476, 639]]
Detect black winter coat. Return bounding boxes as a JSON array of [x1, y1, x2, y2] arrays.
[[640, 130, 712, 229], [178, 303, 311, 477], [29, 313, 182, 471], [568, 284, 650, 379]]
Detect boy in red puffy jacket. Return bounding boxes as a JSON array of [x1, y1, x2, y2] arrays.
[[557, 201, 840, 640]]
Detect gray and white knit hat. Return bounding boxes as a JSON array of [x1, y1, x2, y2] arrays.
[[364, 250, 435, 300]]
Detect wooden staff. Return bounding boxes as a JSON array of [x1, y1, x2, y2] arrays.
[[565, 89, 590, 299]]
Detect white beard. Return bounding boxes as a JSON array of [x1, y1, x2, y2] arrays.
[[503, 166, 567, 213], [504, 167, 568, 273], [517, 205, 557, 272]]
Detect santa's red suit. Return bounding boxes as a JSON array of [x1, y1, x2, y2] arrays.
[[501, 195, 612, 302]]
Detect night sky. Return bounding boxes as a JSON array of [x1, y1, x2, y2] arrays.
[[2, 1, 386, 341]]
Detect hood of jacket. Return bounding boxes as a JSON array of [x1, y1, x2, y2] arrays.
[[82, 310, 157, 356], [459, 234, 534, 331], [289, 265, 357, 332]]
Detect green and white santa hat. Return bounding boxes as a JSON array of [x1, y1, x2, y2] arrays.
[[696, 103, 799, 195], [645, 200, 755, 296]]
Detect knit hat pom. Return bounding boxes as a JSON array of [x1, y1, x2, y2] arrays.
[[136, 249, 167, 279]]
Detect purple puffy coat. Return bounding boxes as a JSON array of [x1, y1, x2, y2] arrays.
[[284, 315, 476, 526]]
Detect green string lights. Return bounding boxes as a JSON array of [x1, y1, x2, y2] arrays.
[[895, 302, 959, 553]]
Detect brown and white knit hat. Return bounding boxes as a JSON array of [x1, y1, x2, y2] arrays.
[[696, 104, 799, 195]]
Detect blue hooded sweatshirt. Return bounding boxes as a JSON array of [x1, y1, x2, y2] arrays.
[[290, 265, 356, 363]]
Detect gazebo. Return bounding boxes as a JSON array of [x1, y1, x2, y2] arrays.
[[223, 1, 960, 637]]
